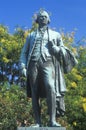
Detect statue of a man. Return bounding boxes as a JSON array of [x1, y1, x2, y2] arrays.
[[19, 9, 78, 127]]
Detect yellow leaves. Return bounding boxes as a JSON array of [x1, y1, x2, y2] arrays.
[[71, 68, 82, 81], [0, 39, 6, 43], [0, 27, 5, 33], [80, 97, 86, 112], [0, 25, 26, 63], [72, 68, 78, 73], [24, 31, 28, 38], [72, 48, 77, 55], [73, 121, 77, 126], [68, 37, 74, 43], [82, 103, 86, 112], [71, 82, 77, 88], [0, 25, 8, 34], [82, 98, 86, 102], [24, 30, 30, 38], [61, 31, 75, 45], [2, 57, 9, 63], [80, 46, 84, 50], [75, 75, 82, 81]]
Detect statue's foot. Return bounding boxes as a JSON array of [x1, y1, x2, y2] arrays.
[[30, 123, 41, 127], [49, 121, 61, 127]]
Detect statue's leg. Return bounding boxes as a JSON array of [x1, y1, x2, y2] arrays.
[[31, 88, 41, 126], [42, 61, 61, 127], [29, 62, 41, 126]]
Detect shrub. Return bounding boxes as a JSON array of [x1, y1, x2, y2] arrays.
[[0, 83, 73, 130]]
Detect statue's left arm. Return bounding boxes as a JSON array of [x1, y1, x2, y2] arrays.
[[49, 32, 67, 57], [49, 32, 78, 73]]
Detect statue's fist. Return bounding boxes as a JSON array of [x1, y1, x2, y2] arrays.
[[49, 40, 60, 55], [52, 45, 60, 54]]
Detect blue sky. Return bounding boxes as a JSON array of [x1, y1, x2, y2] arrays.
[[0, 0, 86, 41]]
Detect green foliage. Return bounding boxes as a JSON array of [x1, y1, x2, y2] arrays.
[[0, 25, 25, 64], [65, 47, 86, 130], [0, 84, 34, 129], [0, 84, 73, 130]]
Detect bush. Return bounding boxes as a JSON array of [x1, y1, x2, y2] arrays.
[[0, 83, 34, 130], [65, 77, 86, 130], [1, 81, 86, 130], [0, 83, 73, 130]]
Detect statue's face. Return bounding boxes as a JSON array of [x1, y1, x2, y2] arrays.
[[37, 14, 49, 26]]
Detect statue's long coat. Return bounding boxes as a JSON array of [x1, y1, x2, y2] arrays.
[[20, 28, 78, 116]]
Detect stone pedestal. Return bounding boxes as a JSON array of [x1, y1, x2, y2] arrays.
[[17, 127, 66, 130]]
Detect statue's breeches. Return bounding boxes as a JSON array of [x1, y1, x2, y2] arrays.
[[28, 59, 55, 98]]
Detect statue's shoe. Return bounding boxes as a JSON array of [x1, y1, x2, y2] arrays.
[[49, 121, 61, 127], [30, 123, 41, 127]]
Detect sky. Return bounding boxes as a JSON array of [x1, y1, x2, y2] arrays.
[[0, 0, 86, 41]]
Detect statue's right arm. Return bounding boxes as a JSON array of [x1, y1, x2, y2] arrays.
[[19, 35, 30, 76]]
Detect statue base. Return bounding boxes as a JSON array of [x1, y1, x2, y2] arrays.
[[17, 127, 66, 130]]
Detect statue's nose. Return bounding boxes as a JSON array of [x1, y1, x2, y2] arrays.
[[42, 16, 46, 19], [42, 17, 45, 20]]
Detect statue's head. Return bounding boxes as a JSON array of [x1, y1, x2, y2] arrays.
[[36, 10, 50, 25]]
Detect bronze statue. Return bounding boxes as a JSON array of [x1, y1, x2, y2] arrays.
[[19, 9, 78, 127]]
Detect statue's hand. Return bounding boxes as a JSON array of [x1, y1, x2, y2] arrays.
[[52, 45, 60, 54], [21, 68, 27, 77], [49, 40, 60, 55]]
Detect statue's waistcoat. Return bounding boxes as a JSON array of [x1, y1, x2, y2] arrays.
[[27, 29, 60, 67]]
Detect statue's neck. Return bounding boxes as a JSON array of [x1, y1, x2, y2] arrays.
[[38, 25, 48, 32]]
